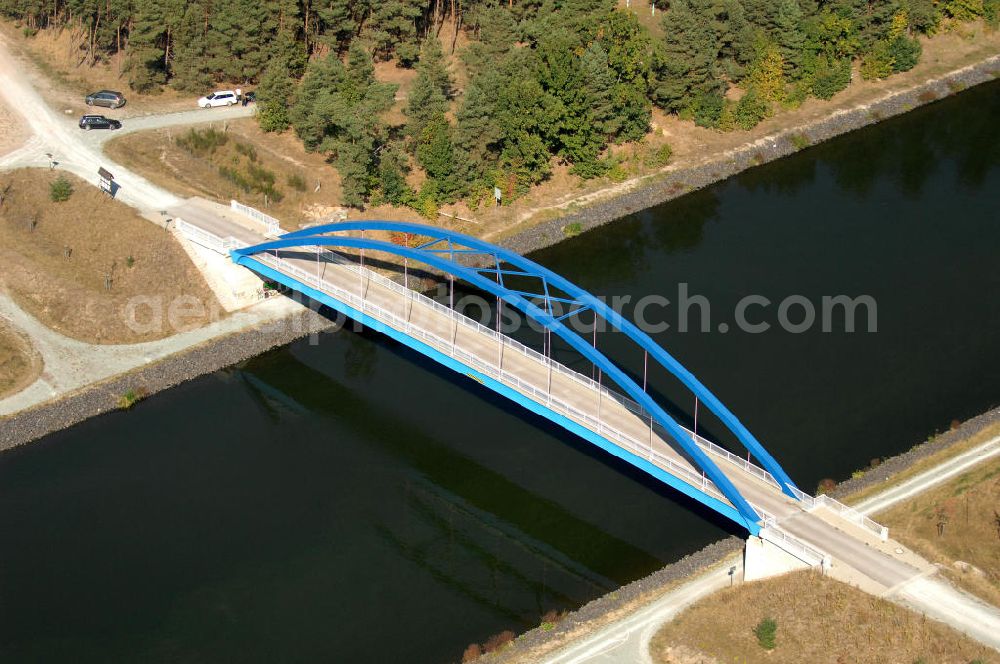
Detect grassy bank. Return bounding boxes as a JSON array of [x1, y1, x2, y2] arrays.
[[0, 169, 221, 343], [102, 122, 403, 231], [879, 450, 1000, 609], [650, 570, 998, 664], [0, 321, 40, 399], [843, 422, 1000, 507]]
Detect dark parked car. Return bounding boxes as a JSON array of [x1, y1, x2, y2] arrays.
[[79, 115, 122, 130], [244, 90, 255, 103], [85, 90, 126, 108]]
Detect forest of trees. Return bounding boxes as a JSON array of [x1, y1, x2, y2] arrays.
[[2, 0, 996, 208]]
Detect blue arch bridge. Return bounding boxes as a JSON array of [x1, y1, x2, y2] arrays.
[[177, 211, 895, 579]]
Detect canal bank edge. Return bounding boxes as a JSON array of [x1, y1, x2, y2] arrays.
[[474, 536, 745, 664], [829, 402, 1000, 502], [474, 402, 1000, 664], [0, 307, 333, 451], [498, 53, 1000, 256]]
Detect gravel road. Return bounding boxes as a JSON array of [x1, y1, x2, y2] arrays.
[[80, 104, 254, 148], [0, 30, 252, 211]]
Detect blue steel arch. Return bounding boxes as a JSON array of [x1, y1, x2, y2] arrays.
[[281, 221, 799, 497], [232, 222, 799, 531]]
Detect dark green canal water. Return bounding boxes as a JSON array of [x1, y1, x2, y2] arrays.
[[1, 81, 998, 663]]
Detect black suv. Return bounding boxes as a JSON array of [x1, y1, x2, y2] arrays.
[[79, 115, 122, 130], [85, 90, 126, 108]]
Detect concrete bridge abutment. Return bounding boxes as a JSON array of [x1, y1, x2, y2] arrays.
[[743, 535, 821, 582]]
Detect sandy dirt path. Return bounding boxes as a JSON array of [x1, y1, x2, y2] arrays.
[[0, 29, 252, 211]]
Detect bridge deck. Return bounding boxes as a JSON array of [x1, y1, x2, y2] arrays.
[[258, 247, 802, 523]]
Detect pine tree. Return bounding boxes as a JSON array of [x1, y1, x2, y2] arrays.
[[533, 29, 607, 177], [417, 37, 453, 98], [365, 0, 424, 64], [126, 0, 168, 92], [416, 116, 460, 200], [652, 0, 722, 112], [462, 4, 518, 75], [375, 141, 414, 206], [774, 0, 807, 77], [711, 0, 754, 75], [495, 61, 554, 189], [405, 38, 453, 143], [314, 0, 368, 52], [592, 9, 653, 141], [336, 140, 375, 207], [170, 2, 212, 92], [809, 55, 851, 99], [290, 53, 347, 150], [741, 0, 781, 35], [454, 72, 504, 186], [257, 63, 295, 132], [405, 75, 447, 144], [204, 0, 300, 83], [579, 43, 616, 137], [291, 44, 396, 206]]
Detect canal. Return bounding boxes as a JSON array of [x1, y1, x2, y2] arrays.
[[1, 81, 998, 662]]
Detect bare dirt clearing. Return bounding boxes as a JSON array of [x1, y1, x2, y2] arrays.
[[0, 319, 40, 398], [650, 570, 998, 664], [0, 169, 221, 344]]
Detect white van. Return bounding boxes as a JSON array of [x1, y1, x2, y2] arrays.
[[198, 91, 238, 108]]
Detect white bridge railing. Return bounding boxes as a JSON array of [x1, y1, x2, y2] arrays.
[[780, 486, 888, 541], [231, 200, 282, 237], [174, 218, 244, 253], [814, 495, 889, 541], [754, 504, 831, 568], [185, 224, 889, 550], [760, 526, 831, 568]]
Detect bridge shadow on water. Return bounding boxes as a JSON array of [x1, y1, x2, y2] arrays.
[[253, 299, 746, 545]]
